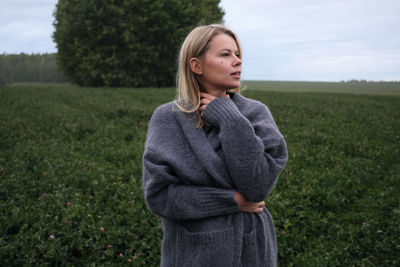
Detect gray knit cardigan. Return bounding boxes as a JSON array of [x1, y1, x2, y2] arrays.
[[142, 93, 288, 266]]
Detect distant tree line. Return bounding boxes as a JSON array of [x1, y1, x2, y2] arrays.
[[0, 53, 67, 85], [340, 79, 400, 83]]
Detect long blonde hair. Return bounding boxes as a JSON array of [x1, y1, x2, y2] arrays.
[[174, 24, 242, 128]]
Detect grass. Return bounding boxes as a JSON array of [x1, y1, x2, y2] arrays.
[[242, 80, 400, 96], [1, 82, 399, 266]]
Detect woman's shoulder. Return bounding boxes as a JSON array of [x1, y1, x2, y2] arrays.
[[232, 93, 280, 130], [146, 102, 180, 144], [148, 101, 187, 132], [232, 93, 271, 116], [153, 101, 175, 114], [150, 101, 175, 122]]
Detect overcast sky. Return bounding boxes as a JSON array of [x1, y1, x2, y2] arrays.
[[0, 0, 399, 81]]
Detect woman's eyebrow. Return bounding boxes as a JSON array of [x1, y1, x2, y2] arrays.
[[217, 48, 238, 53]]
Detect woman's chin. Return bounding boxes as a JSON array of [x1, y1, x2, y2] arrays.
[[229, 82, 241, 89]]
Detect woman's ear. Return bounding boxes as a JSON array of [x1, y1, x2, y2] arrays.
[[189, 57, 203, 75]]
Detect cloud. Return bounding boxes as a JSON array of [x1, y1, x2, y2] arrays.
[[0, 0, 399, 80], [221, 0, 400, 81], [0, 0, 57, 53]]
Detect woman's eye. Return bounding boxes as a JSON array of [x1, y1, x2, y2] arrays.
[[222, 53, 229, 57]]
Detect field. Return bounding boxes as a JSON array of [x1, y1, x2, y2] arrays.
[[242, 80, 400, 96], [1, 82, 399, 266]]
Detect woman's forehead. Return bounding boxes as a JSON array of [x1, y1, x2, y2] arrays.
[[208, 34, 239, 51]]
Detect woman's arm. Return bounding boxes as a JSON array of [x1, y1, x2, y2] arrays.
[[142, 147, 241, 221], [201, 94, 288, 202]]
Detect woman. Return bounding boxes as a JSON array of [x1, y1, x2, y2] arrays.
[[142, 24, 287, 266]]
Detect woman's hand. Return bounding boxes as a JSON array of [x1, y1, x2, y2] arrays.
[[199, 92, 230, 113], [199, 92, 217, 113], [234, 191, 265, 213]]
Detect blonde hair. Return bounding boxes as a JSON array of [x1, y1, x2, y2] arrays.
[[174, 24, 242, 128]]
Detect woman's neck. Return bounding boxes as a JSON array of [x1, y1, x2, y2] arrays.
[[202, 87, 227, 98]]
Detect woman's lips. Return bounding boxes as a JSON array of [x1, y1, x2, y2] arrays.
[[231, 71, 241, 78]]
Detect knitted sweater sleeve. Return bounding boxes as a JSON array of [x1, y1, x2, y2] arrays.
[[201, 97, 288, 202], [142, 105, 240, 221], [142, 148, 239, 221]]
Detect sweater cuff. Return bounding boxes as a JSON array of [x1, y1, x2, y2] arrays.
[[197, 188, 239, 216], [201, 97, 242, 126]]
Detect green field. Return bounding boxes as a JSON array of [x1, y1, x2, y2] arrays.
[[242, 80, 400, 96], [1, 82, 399, 266]]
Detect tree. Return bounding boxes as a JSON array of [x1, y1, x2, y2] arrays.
[[0, 55, 11, 85], [53, 0, 224, 87]]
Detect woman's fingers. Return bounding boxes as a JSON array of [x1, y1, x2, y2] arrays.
[[199, 92, 218, 113], [200, 92, 216, 100], [199, 97, 211, 113], [234, 191, 265, 213], [246, 204, 263, 213], [200, 97, 213, 106], [251, 201, 265, 213], [199, 104, 207, 113]]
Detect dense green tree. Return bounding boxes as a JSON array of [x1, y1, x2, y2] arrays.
[[52, 0, 224, 87]]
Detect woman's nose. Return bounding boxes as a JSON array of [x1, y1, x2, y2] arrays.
[[233, 55, 242, 66]]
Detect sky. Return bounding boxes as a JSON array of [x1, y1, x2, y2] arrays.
[[0, 0, 399, 81]]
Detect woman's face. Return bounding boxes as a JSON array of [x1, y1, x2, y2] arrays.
[[196, 33, 242, 94]]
